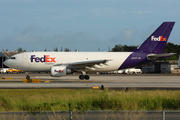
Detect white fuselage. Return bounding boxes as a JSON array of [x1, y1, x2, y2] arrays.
[[4, 52, 132, 72]]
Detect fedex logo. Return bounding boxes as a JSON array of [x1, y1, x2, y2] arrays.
[[54, 70, 63, 73], [31, 55, 56, 63], [151, 36, 166, 41]]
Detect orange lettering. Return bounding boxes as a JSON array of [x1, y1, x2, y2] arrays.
[[163, 38, 166, 41], [45, 55, 50, 62], [51, 57, 56, 62]]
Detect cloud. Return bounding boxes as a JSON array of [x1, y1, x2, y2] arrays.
[[90, 0, 118, 1], [87, 8, 126, 19], [49, 8, 84, 20], [1, 23, 146, 52], [1, 24, 102, 51], [21, 23, 44, 35], [47, 31, 100, 51], [110, 28, 139, 45], [132, 11, 142, 14], [2, 24, 50, 44]]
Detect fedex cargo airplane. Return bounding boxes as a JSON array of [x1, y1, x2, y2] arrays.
[[4, 22, 175, 80]]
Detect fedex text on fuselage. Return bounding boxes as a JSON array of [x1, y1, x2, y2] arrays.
[[31, 55, 56, 63]]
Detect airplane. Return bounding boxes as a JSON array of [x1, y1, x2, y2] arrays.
[[4, 22, 175, 80]]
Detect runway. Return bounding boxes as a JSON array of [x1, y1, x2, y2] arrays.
[[0, 73, 180, 90]]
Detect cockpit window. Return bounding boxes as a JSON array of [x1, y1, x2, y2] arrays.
[[10, 57, 16, 59]]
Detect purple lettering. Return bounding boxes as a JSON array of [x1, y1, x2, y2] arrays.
[[31, 55, 36, 62], [35, 57, 40, 62], [40, 56, 45, 62]]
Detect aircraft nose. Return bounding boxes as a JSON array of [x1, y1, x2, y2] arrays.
[[3, 60, 8, 66]]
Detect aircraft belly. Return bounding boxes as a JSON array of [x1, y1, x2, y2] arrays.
[[31, 64, 51, 72]]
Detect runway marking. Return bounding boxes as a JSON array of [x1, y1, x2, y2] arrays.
[[1, 74, 180, 89], [0, 78, 12, 80], [92, 87, 99, 89], [23, 79, 41, 83]]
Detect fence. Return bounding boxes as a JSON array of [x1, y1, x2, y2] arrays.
[[0, 110, 180, 120]]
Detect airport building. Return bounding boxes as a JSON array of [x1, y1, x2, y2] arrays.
[[142, 60, 180, 73], [0, 51, 22, 68]]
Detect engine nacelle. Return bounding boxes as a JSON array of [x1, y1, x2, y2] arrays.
[[50, 66, 72, 77]]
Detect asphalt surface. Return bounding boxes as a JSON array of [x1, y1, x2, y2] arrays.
[[0, 73, 180, 90]]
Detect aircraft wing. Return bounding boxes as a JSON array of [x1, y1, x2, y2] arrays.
[[147, 53, 175, 60], [69, 59, 110, 66], [54, 59, 111, 71]]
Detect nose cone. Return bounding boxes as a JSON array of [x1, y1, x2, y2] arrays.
[[3, 59, 10, 67], [3, 60, 7, 66]]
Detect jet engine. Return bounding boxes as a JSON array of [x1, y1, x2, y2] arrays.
[[50, 66, 72, 77]]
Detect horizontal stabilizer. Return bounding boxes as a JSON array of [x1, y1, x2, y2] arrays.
[[147, 53, 175, 60]]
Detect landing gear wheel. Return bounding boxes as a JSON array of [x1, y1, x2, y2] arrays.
[[79, 75, 84, 80], [26, 75, 30, 80], [84, 75, 90, 80]]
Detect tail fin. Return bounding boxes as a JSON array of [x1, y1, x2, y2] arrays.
[[135, 22, 175, 53]]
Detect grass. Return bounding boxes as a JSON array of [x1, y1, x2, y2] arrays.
[[0, 89, 180, 111]]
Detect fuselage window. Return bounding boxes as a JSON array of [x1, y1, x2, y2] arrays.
[[10, 57, 16, 59]]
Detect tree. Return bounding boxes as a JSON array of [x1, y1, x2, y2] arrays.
[[111, 44, 138, 52], [163, 42, 180, 60], [123, 45, 138, 51], [17, 47, 23, 52], [17, 47, 26, 52], [111, 44, 123, 52], [54, 47, 58, 52], [64, 47, 70, 52]]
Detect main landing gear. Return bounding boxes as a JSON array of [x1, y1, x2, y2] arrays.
[[79, 71, 90, 80], [26, 72, 30, 80], [79, 75, 90, 80]]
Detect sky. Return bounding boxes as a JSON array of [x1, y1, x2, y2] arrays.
[[0, 0, 180, 52]]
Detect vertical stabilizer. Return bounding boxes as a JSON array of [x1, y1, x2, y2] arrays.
[[135, 22, 175, 53]]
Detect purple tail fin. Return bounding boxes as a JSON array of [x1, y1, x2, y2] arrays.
[[134, 22, 175, 53]]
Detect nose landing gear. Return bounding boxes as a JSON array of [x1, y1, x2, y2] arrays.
[[26, 72, 30, 80]]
